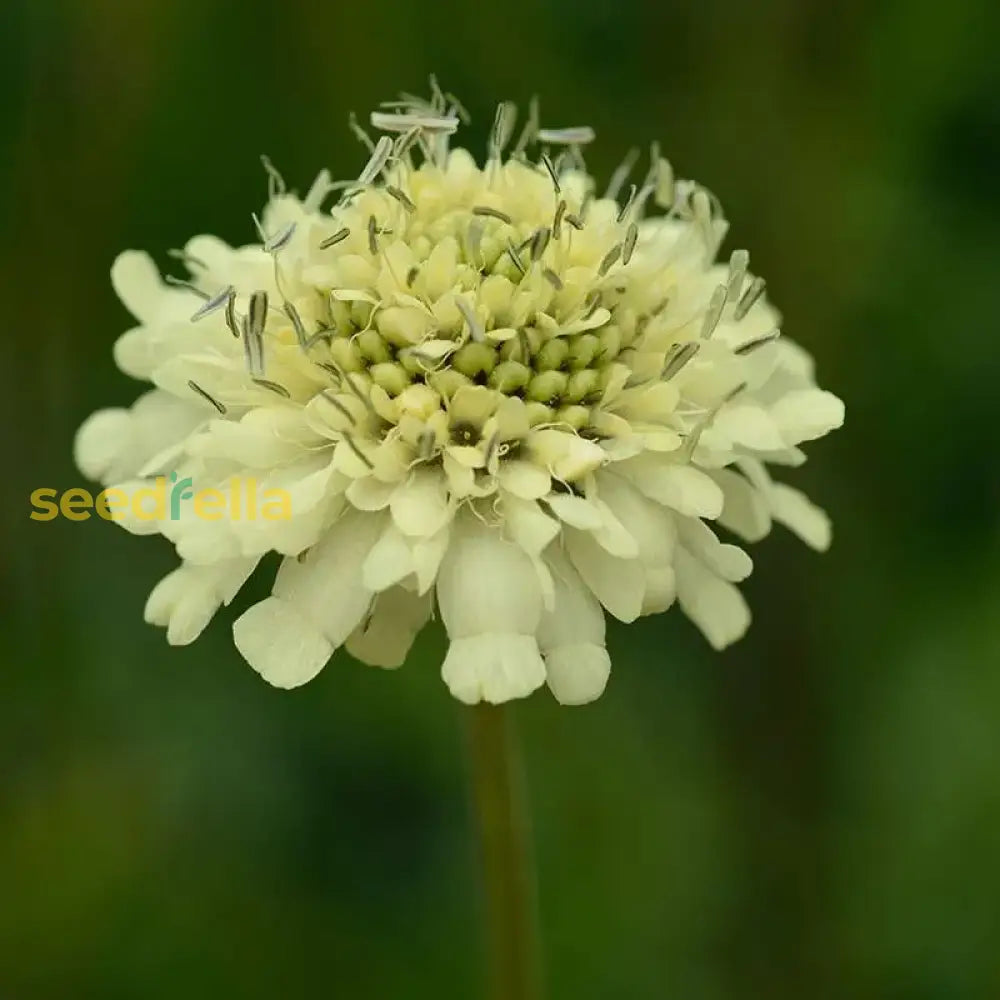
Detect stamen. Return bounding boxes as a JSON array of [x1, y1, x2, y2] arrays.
[[622, 222, 639, 265], [552, 199, 567, 239], [616, 184, 637, 223], [190, 285, 235, 322], [506, 241, 527, 276], [349, 112, 377, 153], [252, 378, 291, 398], [536, 126, 595, 145], [342, 433, 375, 469], [724, 381, 748, 403], [598, 243, 623, 276], [473, 205, 513, 223], [224, 293, 240, 338], [735, 330, 779, 355], [700, 285, 728, 339], [370, 111, 459, 134], [605, 147, 639, 200], [727, 249, 749, 302], [187, 380, 226, 415], [406, 265, 419, 287], [455, 297, 485, 343], [284, 301, 308, 349], [530, 226, 551, 262], [662, 341, 700, 381], [444, 92, 472, 124], [367, 215, 379, 255], [168, 248, 208, 270], [164, 275, 210, 299], [244, 291, 268, 377], [654, 157, 675, 209], [540, 153, 561, 193], [489, 101, 517, 159], [264, 221, 297, 254], [386, 185, 416, 211], [542, 267, 563, 290], [512, 96, 540, 154], [564, 212, 585, 231], [338, 369, 379, 418], [358, 135, 393, 186], [319, 227, 351, 250], [260, 155, 287, 199], [465, 221, 484, 265], [734, 276, 766, 320]]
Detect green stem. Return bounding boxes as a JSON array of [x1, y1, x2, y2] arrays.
[[464, 703, 544, 1000]]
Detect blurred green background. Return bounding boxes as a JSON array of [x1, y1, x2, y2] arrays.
[[3, 0, 1000, 997]]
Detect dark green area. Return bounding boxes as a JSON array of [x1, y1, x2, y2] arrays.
[[2, 0, 999, 996]]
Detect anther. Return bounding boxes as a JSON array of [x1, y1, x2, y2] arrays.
[[165, 275, 209, 298], [252, 378, 291, 398], [512, 96, 540, 154], [224, 293, 240, 338], [319, 390, 356, 425], [616, 184, 637, 223], [319, 227, 350, 249], [505, 241, 526, 276], [190, 285, 235, 323], [367, 215, 379, 256], [283, 301, 308, 349], [342, 433, 375, 469], [564, 213, 585, 231], [244, 291, 268, 377], [542, 268, 563, 290], [370, 111, 459, 134], [735, 330, 779, 355], [552, 199, 567, 239], [358, 135, 393, 186], [540, 153, 561, 193], [386, 185, 415, 211], [700, 285, 728, 339], [490, 102, 517, 159], [622, 223, 639, 265], [734, 276, 766, 320], [598, 243, 623, 276], [187, 380, 226, 415], [264, 221, 297, 254], [530, 226, 551, 262], [662, 341, 700, 381], [455, 297, 486, 343], [727, 249, 749, 302], [473, 205, 513, 224], [536, 126, 595, 145]]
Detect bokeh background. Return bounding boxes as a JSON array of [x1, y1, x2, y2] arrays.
[[3, 0, 1000, 997]]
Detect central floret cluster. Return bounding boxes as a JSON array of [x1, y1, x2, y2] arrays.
[[75, 85, 843, 705]]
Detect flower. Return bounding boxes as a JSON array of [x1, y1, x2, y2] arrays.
[[74, 85, 844, 705]]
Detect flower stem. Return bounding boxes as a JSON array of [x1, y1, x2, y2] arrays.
[[464, 703, 544, 1000]]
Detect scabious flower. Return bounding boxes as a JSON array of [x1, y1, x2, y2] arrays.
[[75, 86, 843, 705]]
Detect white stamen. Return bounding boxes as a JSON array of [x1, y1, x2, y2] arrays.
[[734, 276, 766, 320], [264, 221, 297, 254], [190, 285, 235, 322], [370, 112, 459, 134], [358, 136, 394, 186], [537, 126, 595, 145], [455, 297, 485, 343]]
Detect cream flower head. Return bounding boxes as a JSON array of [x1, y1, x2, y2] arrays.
[[75, 85, 843, 705]]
